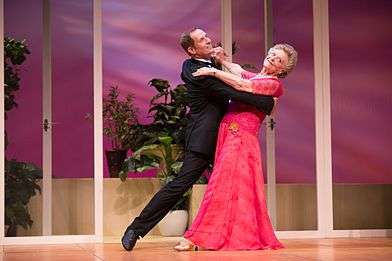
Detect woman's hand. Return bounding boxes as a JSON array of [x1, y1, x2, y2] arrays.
[[212, 47, 227, 64], [192, 67, 218, 77], [270, 97, 279, 115]]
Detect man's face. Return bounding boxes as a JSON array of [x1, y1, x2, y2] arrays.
[[188, 29, 214, 59]]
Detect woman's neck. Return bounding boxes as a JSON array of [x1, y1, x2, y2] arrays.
[[259, 67, 274, 76], [258, 68, 277, 78]]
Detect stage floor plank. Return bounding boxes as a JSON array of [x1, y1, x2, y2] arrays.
[[2, 238, 392, 260]]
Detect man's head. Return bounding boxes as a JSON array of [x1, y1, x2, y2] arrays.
[[180, 28, 214, 59]]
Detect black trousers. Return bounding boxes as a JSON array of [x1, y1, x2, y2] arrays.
[[126, 150, 210, 237]]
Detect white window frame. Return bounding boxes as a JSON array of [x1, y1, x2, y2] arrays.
[[0, 0, 103, 245]]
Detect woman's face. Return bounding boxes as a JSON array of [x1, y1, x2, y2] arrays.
[[263, 48, 288, 75]]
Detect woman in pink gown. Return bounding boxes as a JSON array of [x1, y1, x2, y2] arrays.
[[175, 44, 298, 251]]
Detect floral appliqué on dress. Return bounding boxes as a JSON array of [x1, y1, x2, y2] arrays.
[[228, 122, 240, 135]]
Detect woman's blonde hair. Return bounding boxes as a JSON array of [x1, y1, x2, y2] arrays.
[[270, 43, 298, 78]]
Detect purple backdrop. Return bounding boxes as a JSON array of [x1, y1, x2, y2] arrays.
[[330, 0, 392, 183], [5, 0, 94, 179], [5, 0, 43, 170], [4, 0, 392, 183], [273, 0, 316, 183]]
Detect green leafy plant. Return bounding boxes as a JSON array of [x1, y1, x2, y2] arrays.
[[118, 79, 189, 161], [4, 37, 42, 236], [4, 37, 30, 148], [121, 136, 188, 210], [119, 79, 192, 210], [4, 37, 30, 113], [146, 79, 189, 145], [4, 160, 42, 236]]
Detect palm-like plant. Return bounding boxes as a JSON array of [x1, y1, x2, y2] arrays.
[[103, 85, 139, 151]]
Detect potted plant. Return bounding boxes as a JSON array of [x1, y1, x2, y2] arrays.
[[4, 160, 42, 236], [4, 37, 42, 236], [103, 85, 139, 177], [120, 79, 192, 235], [4, 37, 31, 146]]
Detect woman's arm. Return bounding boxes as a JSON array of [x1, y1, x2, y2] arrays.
[[221, 60, 244, 76], [192, 67, 282, 96], [192, 67, 253, 93], [212, 47, 244, 76]]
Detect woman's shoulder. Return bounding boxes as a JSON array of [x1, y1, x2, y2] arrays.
[[240, 70, 257, 79], [251, 76, 284, 97]]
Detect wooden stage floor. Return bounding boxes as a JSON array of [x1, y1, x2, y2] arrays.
[[1, 237, 391, 261]]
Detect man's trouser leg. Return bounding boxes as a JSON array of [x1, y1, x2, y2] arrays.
[[126, 151, 209, 237]]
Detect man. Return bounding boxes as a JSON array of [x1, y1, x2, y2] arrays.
[[121, 28, 275, 251]]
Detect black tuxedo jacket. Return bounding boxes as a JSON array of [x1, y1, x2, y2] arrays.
[[181, 58, 274, 159]]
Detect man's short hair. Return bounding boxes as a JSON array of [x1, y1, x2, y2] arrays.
[[180, 27, 199, 54]]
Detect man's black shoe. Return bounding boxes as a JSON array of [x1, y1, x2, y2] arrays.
[[121, 229, 138, 251]]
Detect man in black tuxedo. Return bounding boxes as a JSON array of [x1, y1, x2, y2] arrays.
[[122, 28, 275, 251]]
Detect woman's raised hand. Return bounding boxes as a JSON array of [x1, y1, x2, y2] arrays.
[[212, 47, 227, 64]]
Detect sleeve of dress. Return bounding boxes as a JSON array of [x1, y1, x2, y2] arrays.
[[251, 79, 283, 97], [241, 70, 257, 80]]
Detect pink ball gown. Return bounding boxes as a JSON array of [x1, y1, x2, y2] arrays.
[[183, 71, 284, 250]]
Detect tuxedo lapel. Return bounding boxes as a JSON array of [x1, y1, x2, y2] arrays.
[[191, 58, 220, 69]]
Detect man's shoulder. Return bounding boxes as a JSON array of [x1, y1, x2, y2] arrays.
[[182, 58, 197, 68], [181, 59, 201, 80]]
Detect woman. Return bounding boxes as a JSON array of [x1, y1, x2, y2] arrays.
[[175, 43, 298, 251]]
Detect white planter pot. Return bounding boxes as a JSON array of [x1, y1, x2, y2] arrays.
[[158, 210, 188, 236]]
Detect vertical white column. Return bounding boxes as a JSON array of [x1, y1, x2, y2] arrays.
[[313, 0, 333, 236], [264, 0, 273, 52], [220, 0, 232, 62], [93, 0, 103, 240], [42, 0, 52, 236], [0, 0, 5, 241], [264, 0, 277, 228]]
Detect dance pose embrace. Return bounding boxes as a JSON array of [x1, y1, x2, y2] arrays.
[[174, 43, 298, 251], [121, 28, 276, 251]]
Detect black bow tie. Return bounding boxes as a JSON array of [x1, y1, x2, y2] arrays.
[[200, 61, 213, 67]]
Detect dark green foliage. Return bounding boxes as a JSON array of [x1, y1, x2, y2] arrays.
[[5, 160, 42, 236], [4, 37, 30, 116], [3, 38, 42, 236], [119, 79, 193, 210]]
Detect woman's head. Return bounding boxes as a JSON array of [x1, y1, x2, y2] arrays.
[[262, 43, 298, 78]]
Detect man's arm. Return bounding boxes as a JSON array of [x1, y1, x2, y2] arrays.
[[204, 77, 274, 115], [182, 61, 274, 115]]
